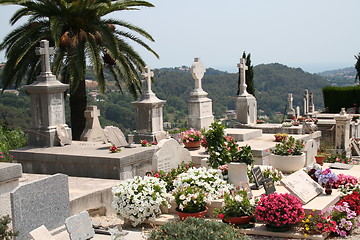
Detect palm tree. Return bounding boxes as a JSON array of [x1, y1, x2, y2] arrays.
[[0, 0, 158, 139]]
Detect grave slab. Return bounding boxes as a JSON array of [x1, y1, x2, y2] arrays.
[[225, 128, 262, 142], [11, 173, 70, 240], [0, 163, 22, 217], [104, 126, 128, 147]]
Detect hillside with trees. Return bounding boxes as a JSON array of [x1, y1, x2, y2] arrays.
[[317, 67, 357, 86], [0, 63, 332, 134]]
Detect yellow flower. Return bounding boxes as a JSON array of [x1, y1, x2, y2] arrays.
[[312, 209, 316, 212], [302, 220, 306, 223], [308, 215, 312, 219], [306, 219, 310, 223], [304, 234, 308, 237], [304, 224, 308, 227], [306, 227, 310, 231]]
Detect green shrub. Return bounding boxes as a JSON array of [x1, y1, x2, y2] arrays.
[[0, 125, 27, 162], [323, 86, 360, 113], [0, 215, 18, 239], [149, 217, 249, 240]]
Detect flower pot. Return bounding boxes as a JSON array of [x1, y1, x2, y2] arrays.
[[325, 188, 332, 195], [315, 156, 325, 166], [176, 207, 208, 220], [228, 162, 249, 185], [269, 153, 305, 173], [183, 141, 201, 150], [265, 223, 292, 232], [223, 215, 254, 225]]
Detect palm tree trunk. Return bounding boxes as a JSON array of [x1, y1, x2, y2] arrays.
[[70, 79, 87, 140]]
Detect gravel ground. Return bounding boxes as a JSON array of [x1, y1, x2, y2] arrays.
[[91, 214, 359, 240]]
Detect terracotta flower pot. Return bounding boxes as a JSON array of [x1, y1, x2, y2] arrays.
[[176, 207, 208, 220], [315, 156, 325, 166], [183, 141, 201, 150], [223, 215, 254, 225]]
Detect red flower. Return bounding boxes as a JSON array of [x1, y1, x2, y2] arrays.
[[218, 213, 225, 219]]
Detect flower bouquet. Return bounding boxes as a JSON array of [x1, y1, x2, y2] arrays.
[[216, 189, 256, 225], [274, 133, 289, 142], [314, 169, 338, 193], [300, 209, 337, 236], [140, 139, 152, 147], [112, 176, 170, 226], [109, 145, 120, 153], [255, 193, 304, 231]]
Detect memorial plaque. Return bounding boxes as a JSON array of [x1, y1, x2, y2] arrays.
[[281, 169, 323, 204], [262, 178, 276, 195], [238, 181, 253, 199], [251, 166, 265, 189], [65, 211, 95, 240]]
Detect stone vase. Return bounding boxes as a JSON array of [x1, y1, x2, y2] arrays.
[[228, 162, 249, 185], [269, 153, 306, 173]]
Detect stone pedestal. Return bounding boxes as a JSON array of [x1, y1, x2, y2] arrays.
[[132, 66, 166, 143], [23, 40, 71, 147], [287, 93, 295, 119], [236, 94, 257, 124], [0, 163, 22, 217], [236, 58, 257, 125], [334, 108, 352, 157], [188, 58, 214, 130]]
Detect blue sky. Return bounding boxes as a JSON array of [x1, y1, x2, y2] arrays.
[[0, 0, 359, 73]]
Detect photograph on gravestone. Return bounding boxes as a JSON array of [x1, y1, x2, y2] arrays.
[[238, 181, 253, 199], [262, 178, 276, 195], [281, 170, 323, 204], [65, 211, 95, 240], [251, 166, 264, 189]]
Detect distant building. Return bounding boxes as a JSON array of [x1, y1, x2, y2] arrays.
[[85, 80, 98, 90], [0, 89, 20, 95]]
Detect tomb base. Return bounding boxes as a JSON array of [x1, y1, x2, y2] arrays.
[[236, 94, 257, 125]]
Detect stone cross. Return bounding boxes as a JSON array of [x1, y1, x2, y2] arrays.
[[141, 66, 154, 93], [237, 58, 248, 96], [288, 93, 294, 110], [303, 89, 309, 115], [309, 92, 314, 112], [35, 40, 54, 74], [191, 58, 205, 91]]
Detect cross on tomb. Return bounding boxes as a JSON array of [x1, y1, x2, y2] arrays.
[[141, 66, 154, 93], [237, 58, 248, 96], [191, 57, 205, 90], [35, 40, 54, 74], [84, 106, 100, 119]]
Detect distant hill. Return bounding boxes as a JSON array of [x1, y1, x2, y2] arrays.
[[316, 67, 357, 86]]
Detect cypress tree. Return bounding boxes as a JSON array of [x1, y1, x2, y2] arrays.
[[237, 52, 255, 96], [355, 53, 360, 83]]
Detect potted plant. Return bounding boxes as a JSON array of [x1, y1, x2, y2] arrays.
[[173, 185, 208, 220], [255, 193, 304, 232], [216, 189, 256, 225], [327, 202, 358, 237], [274, 133, 288, 142], [112, 176, 170, 226], [228, 145, 254, 184], [179, 128, 203, 150], [269, 136, 305, 173], [314, 168, 338, 194], [314, 154, 326, 166]]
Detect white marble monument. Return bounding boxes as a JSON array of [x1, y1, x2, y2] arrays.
[[24, 40, 71, 147], [80, 105, 107, 142], [287, 93, 296, 119], [236, 58, 257, 125], [303, 89, 309, 115], [334, 108, 352, 157], [188, 58, 214, 130], [133, 66, 166, 143]]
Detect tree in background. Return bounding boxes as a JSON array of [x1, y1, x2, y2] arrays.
[[355, 53, 360, 83], [237, 52, 255, 96], [0, 0, 158, 140]]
